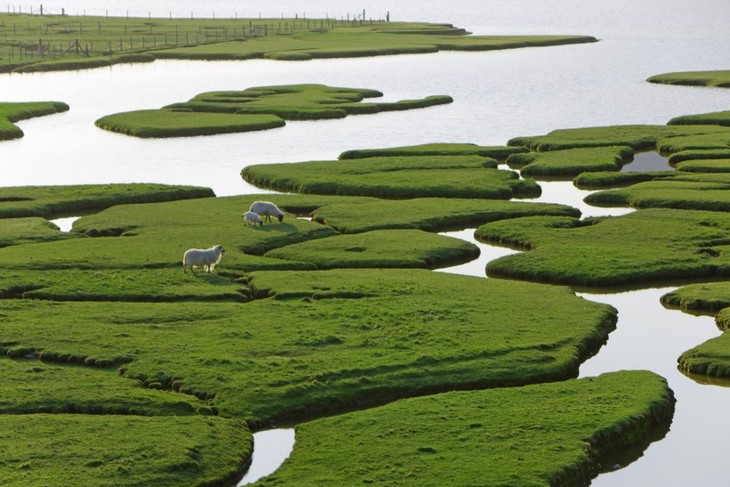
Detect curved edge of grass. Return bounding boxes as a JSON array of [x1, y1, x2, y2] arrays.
[[573, 171, 675, 189], [338, 143, 528, 161], [0, 101, 70, 141], [12, 54, 155, 73], [647, 70, 730, 89]]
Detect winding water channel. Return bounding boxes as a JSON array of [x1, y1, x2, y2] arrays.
[[4, 0, 730, 485]]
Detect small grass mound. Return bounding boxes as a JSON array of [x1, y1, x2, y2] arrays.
[[661, 282, 730, 313], [647, 70, 730, 88], [264, 229, 480, 269], [508, 124, 730, 152], [309, 197, 581, 233], [668, 110, 730, 128], [573, 171, 675, 189], [96, 84, 452, 138], [338, 142, 527, 161], [0, 101, 69, 140], [255, 370, 674, 487], [242, 155, 541, 199], [584, 173, 730, 212], [0, 183, 214, 219], [506, 146, 632, 179], [478, 209, 730, 287], [0, 414, 251, 487], [675, 158, 730, 173]]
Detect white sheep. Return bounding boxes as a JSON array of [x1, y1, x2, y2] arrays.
[[249, 201, 284, 223], [242, 211, 263, 226], [182, 245, 225, 273]]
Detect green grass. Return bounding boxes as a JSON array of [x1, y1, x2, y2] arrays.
[[242, 154, 541, 199], [0, 269, 616, 426], [677, 315, 730, 378], [0, 183, 214, 219], [309, 197, 581, 233], [506, 146, 632, 179], [572, 171, 675, 189], [263, 229, 481, 269], [675, 158, 730, 173], [0, 13, 597, 73], [508, 124, 730, 152], [338, 142, 528, 161], [478, 209, 730, 287], [648, 70, 730, 88], [255, 370, 673, 487], [661, 282, 730, 313], [0, 217, 77, 247], [668, 148, 730, 165], [95, 84, 453, 138], [0, 101, 69, 140], [584, 173, 730, 212], [0, 414, 251, 487], [669, 110, 730, 127]]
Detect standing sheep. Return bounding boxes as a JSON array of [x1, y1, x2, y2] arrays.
[[249, 201, 284, 223], [183, 245, 225, 273], [242, 211, 263, 226]]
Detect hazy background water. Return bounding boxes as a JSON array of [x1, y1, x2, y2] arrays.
[[2, 1, 730, 485]]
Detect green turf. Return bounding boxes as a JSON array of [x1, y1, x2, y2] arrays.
[[0, 101, 69, 140], [0, 269, 616, 426], [0, 13, 597, 73], [572, 171, 675, 189], [242, 155, 541, 199], [647, 70, 730, 88], [669, 110, 730, 127], [508, 124, 730, 152], [506, 146, 632, 179], [661, 282, 730, 313], [0, 183, 214, 219], [668, 149, 730, 166], [584, 173, 730, 212], [0, 414, 251, 487], [96, 84, 452, 138], [677, 319, 730, 379], [309, 197, 581, 233], [478, 209, 730, 287], [254, 370, 674, 487], [263, 229, 481, 269], [338, 142, 528, 161], [675, 158, 730, 173]]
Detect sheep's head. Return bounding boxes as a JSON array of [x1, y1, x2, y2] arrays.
[[278, 214, 284, 223], [216, 245, 225, 254]]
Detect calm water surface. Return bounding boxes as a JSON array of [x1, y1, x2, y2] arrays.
[[3, 1, 730, 485]]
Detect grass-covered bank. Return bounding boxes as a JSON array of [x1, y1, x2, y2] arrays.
[[0, 101, 69, 140], [254, 371, 674, 486], [647, 70, 730, 89], [0, 13, 597, 73], [95, 84, 452, 138], [0, 414, 252, 487], [478, 209, 730, 287]]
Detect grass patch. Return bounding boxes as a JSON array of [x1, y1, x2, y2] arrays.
[[677, 318, 730, 379], [508, 124, 730, 152], [478, 209, 730, 287], [661, 282, 730, 313], [255, 370, 673, 487], [0, 13, 596, 73], [0, 217, 78, 247], [338, 142, 528, 161], [0, 183, 214, 219], [96, 84, 452, 138], [669, 110, 730, 127], [668, 148, 730, 166], [506, 146, 632, 179], [647, 70, 730, 88], [675, 158, 730, 173], [242, 155, 541, 199], [264, 229, 481, 269], [0, 101, 69, 140], [0, 269, 616, 426], [584, 173, 730, 212], [0, 356, 211, 414], [309, 197, 581, 233], [0, 414, 251, 487], [573, 171, 675, 189]]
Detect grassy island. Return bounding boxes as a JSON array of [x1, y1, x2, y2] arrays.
[[647, 70, 730, 89], [95, 84, 452, 138], [255, 370, 674, 487], [0, 101, 69, 140], [0, 13, 598, 74]]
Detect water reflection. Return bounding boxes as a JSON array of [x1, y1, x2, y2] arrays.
[[623, 152, 671, 172], [49, 216, 80, 232], [237, 429, 295, 486]]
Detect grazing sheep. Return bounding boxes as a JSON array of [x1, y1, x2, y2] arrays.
[[183, 245, 225, 273], [249, 201, 284, 223], [242, 211, 263, 226]]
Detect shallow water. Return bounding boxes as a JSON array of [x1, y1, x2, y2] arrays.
[[237, 429, 296, 486], [624, 152, 672, 172], [4, 0, 730, 485]]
